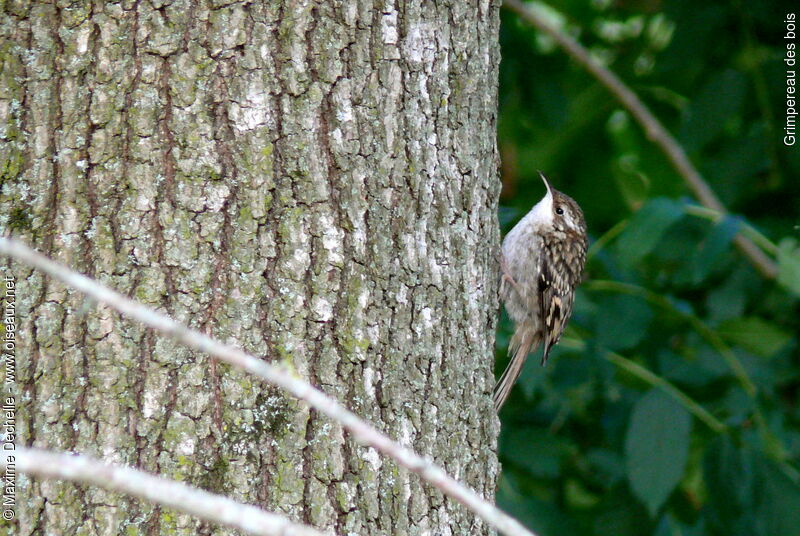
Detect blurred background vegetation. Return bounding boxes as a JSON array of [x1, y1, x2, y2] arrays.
[[494, 1, 800, 535]]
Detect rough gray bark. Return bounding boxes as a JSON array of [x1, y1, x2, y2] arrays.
[[0, 1, 501, 534]]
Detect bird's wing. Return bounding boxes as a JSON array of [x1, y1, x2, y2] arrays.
[[537, 249, 576, 365]]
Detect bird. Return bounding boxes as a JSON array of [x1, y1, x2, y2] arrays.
[[494, 172, 588, 411]]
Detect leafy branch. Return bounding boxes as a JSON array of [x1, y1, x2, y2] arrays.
[[559, 337, 726, 434], [504, 0, 778, 279]]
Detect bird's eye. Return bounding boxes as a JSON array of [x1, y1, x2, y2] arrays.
[[555, 207, 564, 215]]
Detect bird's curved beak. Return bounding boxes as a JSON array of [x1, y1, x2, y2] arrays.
[[538, 171, 553, 195], [527, 171, 555, 224]]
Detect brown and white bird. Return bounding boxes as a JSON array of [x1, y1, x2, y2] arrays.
[[494, 172, 588, 411]]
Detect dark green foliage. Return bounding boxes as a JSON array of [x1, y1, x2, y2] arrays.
[[496, 1, 800, 534], [625, 389, 691, 515]]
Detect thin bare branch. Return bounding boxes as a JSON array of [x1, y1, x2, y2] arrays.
[[503, 0, 778, 279], [0, 237, 536, 536], [3, 446, 323, 536]]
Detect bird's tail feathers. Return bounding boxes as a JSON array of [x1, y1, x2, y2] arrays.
[[493, 328, 540, 411]]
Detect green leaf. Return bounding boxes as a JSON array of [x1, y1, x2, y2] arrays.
[[777, 237, 800, 298], [615, 198, 685, 268], [705, 267, 751, 324], [703, 439, 800, 536], [500, 426, 570, 479], [717, 317, 791, 358], [565, 478, 601, 509], [703, 437, 757, 534], [679, 69, 747, 151], [613, 159, 650, 209], [496, 472, 581, 536], [625, 389, 691, 516], [653, 514, 688, 536], [756, 458, 800, 536], [586, 448, 626, 486], [683, 216, 740, 285], [596, 294, 653, 351]]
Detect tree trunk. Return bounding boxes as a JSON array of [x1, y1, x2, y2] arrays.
[[1, 1, 501, 534]]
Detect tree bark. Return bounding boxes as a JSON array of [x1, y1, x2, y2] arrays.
[[0, 1, 501, 534]]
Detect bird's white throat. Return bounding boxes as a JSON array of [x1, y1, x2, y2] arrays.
[[523, 189, 554, 228]]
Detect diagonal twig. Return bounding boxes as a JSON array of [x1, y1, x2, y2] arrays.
[[2, 447, 323, 536], [0, 237, 536, 536]]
